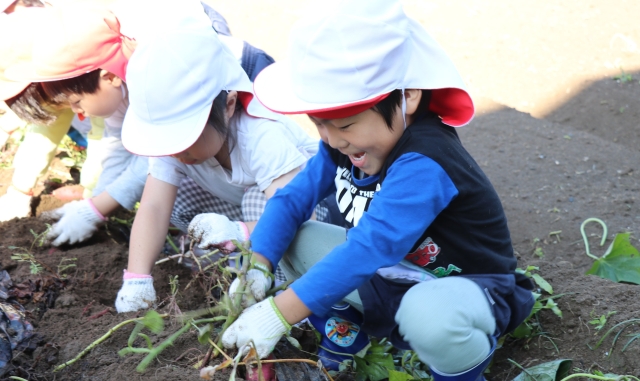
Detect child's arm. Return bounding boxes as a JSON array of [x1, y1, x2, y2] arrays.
[[45, 154, 149, 246], [251, 143, 337, 266], [127, 175, 178, 274], [115, 175, 177, 313]]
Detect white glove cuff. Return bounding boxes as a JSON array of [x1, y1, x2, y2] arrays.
[[236, 221, 250, 241], [266, 297, 292, 332], [86, 198, 108, 221]]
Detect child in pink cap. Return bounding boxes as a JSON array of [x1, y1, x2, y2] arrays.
[[219, 1, 534, 380], [4, 1, 287, 248]]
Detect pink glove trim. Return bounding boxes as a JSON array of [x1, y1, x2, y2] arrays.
[[86, 198, 108, 221], [123, 269, 152, 279], [10, 184, 33, 196], [238, 221, 250, 240]]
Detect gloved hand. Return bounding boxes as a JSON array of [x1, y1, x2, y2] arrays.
[[0, 186, 32, 222], [188, 213, 249, 253], [43, 199, 107, 246], [115, 271, 156, 313], [229, 262, 272, 308], [222, 297, 291, 358]]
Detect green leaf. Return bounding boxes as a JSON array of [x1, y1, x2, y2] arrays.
[[511, 322, 533, 339], [388, 369, 414, 381], [141, 310, 164, 334], [195, 324, 212, 345], [354, 355, 389, 381], [512, 359, 572, 381], [545, 299, 563, 318], [531, 274, 553, 294], [353, 339, 395, 381], [585, 233, 640, 284]]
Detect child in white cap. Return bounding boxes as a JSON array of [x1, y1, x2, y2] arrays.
[[114, 18, 320, 313], [220, 0, 534, 379]]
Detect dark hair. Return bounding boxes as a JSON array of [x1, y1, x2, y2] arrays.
[[41, 69, 102, 104], [5, 82, 61, 125], [371, 89, 432, 130], [206, 90, 242, 155]]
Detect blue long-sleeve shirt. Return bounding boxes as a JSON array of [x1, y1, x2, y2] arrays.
[[251, 114, 515, 316]]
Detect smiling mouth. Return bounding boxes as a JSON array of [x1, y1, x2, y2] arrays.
[[350, 152, 366, 161]]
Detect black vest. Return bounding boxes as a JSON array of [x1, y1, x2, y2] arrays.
[[327, 113, 516, 277]]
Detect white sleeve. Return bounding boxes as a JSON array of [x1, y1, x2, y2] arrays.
[[240, 119, 309, 192], [148, 157, 188, 186], [105, 155, 148, 210], [93, 136, 133, 196]]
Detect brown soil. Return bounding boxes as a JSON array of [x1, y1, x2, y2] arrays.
[[2, 0, 640, 380]]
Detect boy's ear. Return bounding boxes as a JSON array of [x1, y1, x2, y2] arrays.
[[225, 90, 238, 119], [404, 89, 423, 116], [100, 69, 123, 87]]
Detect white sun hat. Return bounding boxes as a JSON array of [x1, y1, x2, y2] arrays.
[[121, 24, 270, 157], [253, 0, 474, 127]]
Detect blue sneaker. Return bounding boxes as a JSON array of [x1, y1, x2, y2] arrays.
[[308, 302, 370, 370]]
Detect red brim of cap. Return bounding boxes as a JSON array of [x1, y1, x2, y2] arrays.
[[306, 93, 390, 119], [0, 79, 29, 101], [430, 88, 474, 127]]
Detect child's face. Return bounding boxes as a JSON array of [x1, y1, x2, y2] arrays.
[[170, 90, 238, 166], [171, 124, 225, 165], [310, 108, 405, 176], [67, 71, 124, 119]]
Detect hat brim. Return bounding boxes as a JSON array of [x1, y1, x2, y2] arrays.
[[0, 78, 29, 101], [5, 60, 96, 83], [121, 101, 211, 157], [253, 61, 393, 116], [254, 19, 474, 127]]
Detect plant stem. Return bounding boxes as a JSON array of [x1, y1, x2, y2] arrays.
[[53, 314, 169, 372], [165, 234, 180, 255], [136, 322, 191, 372], [560, 374, 639, 381], [580, 217, 608, 260]]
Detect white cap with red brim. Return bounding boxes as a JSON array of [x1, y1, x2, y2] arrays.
[[253, 0, 474, 126]]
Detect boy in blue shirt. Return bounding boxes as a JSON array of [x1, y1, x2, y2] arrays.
[[221, 0, 534, 379]]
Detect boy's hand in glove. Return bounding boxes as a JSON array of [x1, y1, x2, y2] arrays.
[[0, 186, 32, 222], [229, 262, 272, 308], [188, 213, 249, 253], [43, 199, 107, 246], [115, 271, 156, 313], [222, 297, 291, 358]]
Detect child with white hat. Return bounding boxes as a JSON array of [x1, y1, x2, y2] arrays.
[[220, 0, 535, 379], [113, 17, 321, 313]]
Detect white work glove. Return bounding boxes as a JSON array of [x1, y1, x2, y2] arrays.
[[43, 199, 107, 246], [115, 271, 156, 313], [188, 213, 249, 253], [0, 186, 32, 222], [222, 297, 291, 358], [229, 262, 272, 308]]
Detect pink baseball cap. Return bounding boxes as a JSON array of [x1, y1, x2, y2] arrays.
[[5, 2, 128, 83], [0, 7, 50, 100], [253, 0, 474, 126]]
